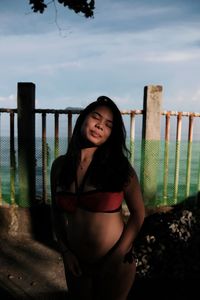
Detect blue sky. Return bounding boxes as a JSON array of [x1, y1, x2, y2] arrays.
[[1, 0, 200, 112]]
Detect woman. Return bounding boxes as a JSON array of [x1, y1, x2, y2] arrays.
[[50, 96, 145, 300]]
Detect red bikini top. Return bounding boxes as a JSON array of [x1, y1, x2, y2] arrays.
[[55, 190, 124, 213], [55, 163, 124, 213]]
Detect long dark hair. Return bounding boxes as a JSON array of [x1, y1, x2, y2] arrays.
[[58, 96, 133, 191]]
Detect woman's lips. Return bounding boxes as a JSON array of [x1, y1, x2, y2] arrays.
[[90, 130, 101, 138]]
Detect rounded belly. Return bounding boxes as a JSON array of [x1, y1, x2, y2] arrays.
[[66, 209, 124, 262]]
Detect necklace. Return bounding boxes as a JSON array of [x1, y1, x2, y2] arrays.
[[79, 158, 92, 170]]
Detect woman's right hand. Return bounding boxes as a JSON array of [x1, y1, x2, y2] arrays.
[[62, 250, 82, 277]]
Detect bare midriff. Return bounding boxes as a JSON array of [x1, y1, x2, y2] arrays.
[[62, 208, 124, 263]]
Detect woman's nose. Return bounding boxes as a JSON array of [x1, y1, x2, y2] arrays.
[[95, 123, 103, 130]]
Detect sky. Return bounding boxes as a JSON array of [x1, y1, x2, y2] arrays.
[[1, 0, 200, 113]]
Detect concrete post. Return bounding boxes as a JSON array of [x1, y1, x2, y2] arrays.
[[17, 82, 36, 207], [140, 85, 163, 206]]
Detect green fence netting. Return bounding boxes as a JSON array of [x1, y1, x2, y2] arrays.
[[0, 136, 200, 208]]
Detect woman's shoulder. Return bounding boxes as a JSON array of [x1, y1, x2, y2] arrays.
[[51, 155, 66, 175], [50, 155, 67, 189], [54, 155, 66, 163]]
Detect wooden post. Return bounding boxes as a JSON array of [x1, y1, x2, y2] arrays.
[[17, 82, 36, 207], [140, 85, 163, 206]]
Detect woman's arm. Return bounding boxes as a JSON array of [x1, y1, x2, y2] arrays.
[[50, 156, 82, 276], [50, 156, 70, 253], [117, 167, 145, 255]]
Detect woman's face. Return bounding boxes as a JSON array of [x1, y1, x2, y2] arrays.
[[81, 105, 113, 146]]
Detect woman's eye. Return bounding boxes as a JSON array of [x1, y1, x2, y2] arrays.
[[92, 113, 100, 120], [106, 123, 113, 129]]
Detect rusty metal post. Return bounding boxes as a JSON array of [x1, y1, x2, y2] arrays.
[[185, 114, 194, 197], [54, 112, 59, 158], [42, 112, 47, 203], [68, 111, 72, 146], [130, 111, 135, 166], [163, 112, 171, 203], [10, 111, 16, 204], [173, 112, 182, 203]]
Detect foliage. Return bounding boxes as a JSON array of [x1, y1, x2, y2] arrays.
[[134, 197, 200, 280], [29, 0, 95, 18]]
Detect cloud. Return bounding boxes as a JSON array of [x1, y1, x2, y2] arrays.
[[145, 50, 200, 63], [0, 94, 16, 108], [0, 0, 200, 113], [191, 89, 200, 104]]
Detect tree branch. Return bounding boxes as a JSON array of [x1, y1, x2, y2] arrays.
[[29, 0, 95, 18]]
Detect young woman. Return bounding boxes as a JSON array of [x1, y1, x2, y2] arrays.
[[50, 96, 145, 300]]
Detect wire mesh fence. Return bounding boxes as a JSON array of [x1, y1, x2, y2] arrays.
[[0, 108, 199, 208]]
